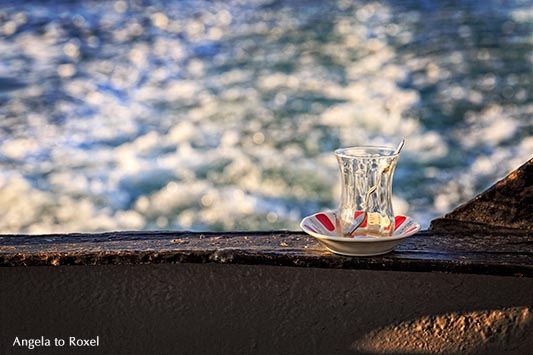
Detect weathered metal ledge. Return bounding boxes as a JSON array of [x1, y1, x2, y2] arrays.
[[0, 227, 531, 277]]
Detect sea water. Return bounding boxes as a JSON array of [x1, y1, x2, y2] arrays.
[[0, 0, 531, 233]]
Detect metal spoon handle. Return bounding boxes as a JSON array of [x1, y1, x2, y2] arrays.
[[394, 139, 405, 155], [346, 178, 379, 237]]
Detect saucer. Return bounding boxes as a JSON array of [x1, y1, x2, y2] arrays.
[[300, 211, 420, 256]]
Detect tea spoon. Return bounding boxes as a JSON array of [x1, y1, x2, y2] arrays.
[[346, 139, 405, 237]]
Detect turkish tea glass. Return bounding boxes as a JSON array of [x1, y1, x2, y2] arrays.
[[334, 146, 400, 237]]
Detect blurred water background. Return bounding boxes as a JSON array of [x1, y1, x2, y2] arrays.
[[0, 0, 532, 233]]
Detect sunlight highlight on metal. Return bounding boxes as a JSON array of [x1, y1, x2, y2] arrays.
[[352, 307, 532, 354]]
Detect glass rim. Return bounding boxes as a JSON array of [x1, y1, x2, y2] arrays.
[[334, 145, 400, 158]]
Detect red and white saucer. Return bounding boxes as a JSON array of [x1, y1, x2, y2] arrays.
[[300, 211, 420, 256]]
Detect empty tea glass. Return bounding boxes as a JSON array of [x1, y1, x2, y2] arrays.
[[334, 146, 400, 237]]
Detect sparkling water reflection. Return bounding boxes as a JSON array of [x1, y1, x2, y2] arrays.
[[0, 0, 531, 233]]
